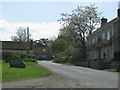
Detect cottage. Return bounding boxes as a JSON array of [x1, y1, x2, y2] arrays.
[[86, 6, 120, 63], [32, 39, 52, 60]]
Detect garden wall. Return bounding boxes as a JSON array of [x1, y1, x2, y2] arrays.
[[76, 61, 119, 70]]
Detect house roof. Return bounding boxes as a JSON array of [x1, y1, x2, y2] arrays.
[[0, 41, 29, 50], [87, 17, 120, 38]]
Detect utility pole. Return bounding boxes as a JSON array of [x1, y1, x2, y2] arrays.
[[27, 27, 29, 54], [27, 27, 29, 43]]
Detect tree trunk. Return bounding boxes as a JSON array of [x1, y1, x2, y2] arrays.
[[80, 42, 87, 60]]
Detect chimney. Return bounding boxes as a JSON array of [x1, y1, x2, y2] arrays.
[[118, 1, 120, 17], [101, 18, 107, 26]]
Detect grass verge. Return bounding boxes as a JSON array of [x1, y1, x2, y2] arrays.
[[104, 69, 119, 72], [60, 62, 71, 65], [2, 62, 52, 82]]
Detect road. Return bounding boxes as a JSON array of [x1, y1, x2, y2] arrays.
[[38, 61, 118, 88]]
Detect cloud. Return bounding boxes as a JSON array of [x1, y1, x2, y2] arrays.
[[1, 0, 118, 2], [0, 19, 62, 41]]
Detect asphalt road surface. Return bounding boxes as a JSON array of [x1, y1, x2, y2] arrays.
[[38, 61, 118, 88]]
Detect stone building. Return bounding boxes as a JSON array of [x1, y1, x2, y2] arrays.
[[0, 40, 51, 60], [0, 41, 32, 53], [31, 39, 52, 60], [32, 45, 49, 60], [86, 7, 120, 62]]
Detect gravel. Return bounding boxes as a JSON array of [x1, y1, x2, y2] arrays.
[[2, 73, 85, 88]]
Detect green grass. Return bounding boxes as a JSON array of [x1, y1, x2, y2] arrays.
[[0, 60, 2, 83], [60, 62, 71, 65], [2, 62, 52, 82], [52, 60, 71, 65], [104, 69, 119, 72]]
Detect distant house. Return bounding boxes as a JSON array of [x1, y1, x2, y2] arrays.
[[32, 39, 52, 60], [86, 8, 120, 62], [32, 46, 49, 60]]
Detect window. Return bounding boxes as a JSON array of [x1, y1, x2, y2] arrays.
[[93, 38, 95, 45], [43, 49, 45, 51], [89, 39, 91, 46], [95, 37, 98, 43], [87, 40, 89, 46], [107, 49, 109, 59], [107, 31, 110, 40], [102, 33, 105, 40], [93, 52, 94, 59]]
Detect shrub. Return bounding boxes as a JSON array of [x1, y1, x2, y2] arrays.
[[2, 52, 12, 62], [21, 53, 27, 59], [53, 52, 69, 63], [23, 58, 37, 63], [104, 69, 119, 72], [12, 52, 27, 59], [2, 52, 28, 62]]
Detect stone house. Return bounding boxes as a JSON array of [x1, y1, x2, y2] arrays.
[[0, 40, 51, 60], [86, 8, 120, 63], [32, 46, 49, 60], [31, 39, 52, 60], [0, 41, 32, 53]]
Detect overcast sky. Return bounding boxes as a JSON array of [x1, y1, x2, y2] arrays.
[[0, 1, 119, 41]]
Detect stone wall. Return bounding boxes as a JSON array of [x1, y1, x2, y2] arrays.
[[76, 61, 119, 70], [110, 62, 120, 69]]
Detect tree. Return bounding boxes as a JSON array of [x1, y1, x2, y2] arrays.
[[49, 38, 68, 53], [58, 4, 101, 59], [47, 36, 69, 63], [11, 26, 32, 54], [11, 26, 31, 42]]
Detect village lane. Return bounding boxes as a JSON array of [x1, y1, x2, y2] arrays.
[[38, 61, 118, 88]]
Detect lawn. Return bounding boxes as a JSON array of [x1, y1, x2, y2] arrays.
[[2, 62, 52, 82], [0, 60, 2, 83]]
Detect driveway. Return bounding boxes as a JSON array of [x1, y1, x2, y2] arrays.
[[37, 61, 118, 88]]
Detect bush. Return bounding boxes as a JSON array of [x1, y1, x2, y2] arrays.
[[53, 52, 69, 63], [2, 52, 28, 62], [104, 69, 119, 72], [23, 58, 37, 63], [12, 52, 27, 59], [2, 52, 12, 62]]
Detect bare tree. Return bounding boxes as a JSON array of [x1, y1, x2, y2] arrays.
[[11, 26, 31, 42], [11, 27, 32, 54]]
